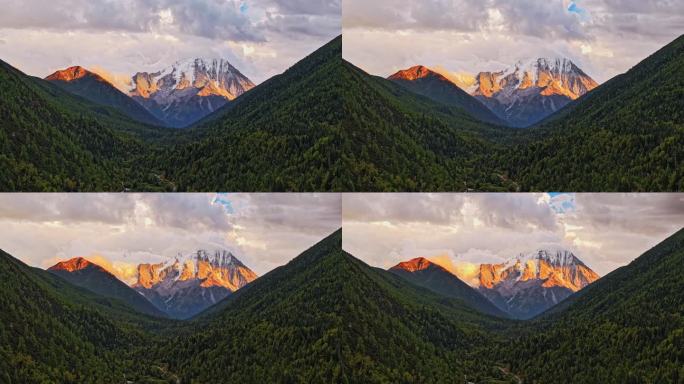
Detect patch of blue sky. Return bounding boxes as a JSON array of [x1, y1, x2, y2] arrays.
[[547, 192, 576, 214], [212, 193, 235, 214], [567, 1, 591, 22]]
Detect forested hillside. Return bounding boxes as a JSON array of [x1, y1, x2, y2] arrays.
[[341, 61, 517, 191], [0, 59, 171, 191], [502, 228, 684, 383], [156, 35, 344, 191], [505, 34, 684, 191], [0, 250, 173, 383]]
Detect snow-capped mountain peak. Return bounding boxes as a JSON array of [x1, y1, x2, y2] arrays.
[[134, 249, 256, 290], [476, 248, 600, 318], [468, 56, 598, 127], [507, 248, 584, 269], [129, 58, 255, 127], [131, 58, 254, 100], [133, 249, 258, 319]]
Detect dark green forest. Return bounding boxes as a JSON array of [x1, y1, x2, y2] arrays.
[[1, 34, 682, 191], [500, 228, 684, 384], [2, 228, 683, 383]]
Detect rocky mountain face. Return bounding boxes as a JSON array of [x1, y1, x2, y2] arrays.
[[45, 66, 163, 126], [48, 257, 106, 273], [48, 257, 166, 317], [470, 57, 598, 127], [133, 250, 257, 319], [45, 66, 94, 83], [387, 65, 505, 125], [476, 249, 599, 319], [130, 58, 255, 128]]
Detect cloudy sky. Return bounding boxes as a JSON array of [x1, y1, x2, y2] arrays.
[[0, 0, 340, 88], [343, 0, 684, 83], [342, 193, 684, 284], [0, 193, 341, 284]]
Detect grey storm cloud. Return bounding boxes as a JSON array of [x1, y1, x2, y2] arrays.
[[138, 194, 234, 231], [472, 194, 558, 230], [230, 193, 341, 233], [345, 0, 683, 41], [270, 0, 341, 16], [342, 193, 558, 231], [571, 193, 684, 236], [261, 12, 341, 38], [343, 193, 466, 224], [0, 193, 233, 231], [342, 193, 684, 276], [0, 0, 341, 41], [0, 193, 137, 225], [343, 0, 586, 40], [0, 193, 342, 276]]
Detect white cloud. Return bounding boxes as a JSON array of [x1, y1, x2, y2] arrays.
[[0, 0, 340, 84], [343, 0, 683, 83], [0, 193, 341, 277], [342, 193, 684, 276]]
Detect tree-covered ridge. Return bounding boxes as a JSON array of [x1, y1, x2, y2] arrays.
[[502, 228, 684, 383], [506, 34, 684, 191], [338, 252, 513, 383], [156, 35, 344, 191], [0, 249, 175, 383], [154, 230, 346, 382], [340, 61, 517, 191], [0, 59, 175, 192]]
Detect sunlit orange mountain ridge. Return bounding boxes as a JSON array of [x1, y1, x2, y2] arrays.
[[47, 256, 167, 317], [48, 256, 107, 273], [46, 66, 107, 83], [389, 257, 509, 318], [387, 64, 505, 125], [391, 249, 600, 319], [388, 65, 449, 82], [390, 57, 598, 127], [133, 250, 258, 319], [45, 65, 163, 126]]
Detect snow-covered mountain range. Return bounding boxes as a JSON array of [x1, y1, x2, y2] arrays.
[[133, 250, 257, 319], [130, 58, 255, 127], [476, 249, 600, 319], [469, 57, 598, 127]]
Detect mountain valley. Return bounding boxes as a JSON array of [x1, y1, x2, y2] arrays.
[[342, 33, 683, 191], [1, 227, 683, 382], [1, 34, 682, 191]]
